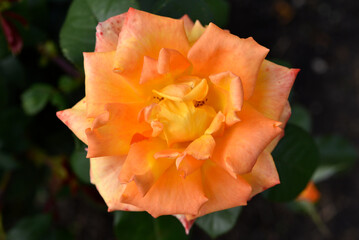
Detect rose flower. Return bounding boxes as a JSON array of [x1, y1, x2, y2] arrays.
[[57, 8, 298, 232]]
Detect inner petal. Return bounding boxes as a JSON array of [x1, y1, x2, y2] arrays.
[[151, 100, 216, 145], [152, 78, 208, 102]]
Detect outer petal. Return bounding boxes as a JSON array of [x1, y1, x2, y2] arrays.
[[187, 20, 206, 44], [113, 8, 190, 77], [242, 150, 280, 198], [212, 103, 282, 176], [84, 51, 143, 117], [249, 60, 299, 121], [95, 13, 127, 52], [86, 103, 150, 158], [56, 98, 92, 144], [188, 23, 269, 99], [191, 160, 252, 219], [90, 156, 142, 212], [266, 101, 291, 153], [120, 166, 208, 217], [175, 214, 195, 235], [119, 138, 173, 196], [181, 14, 194, 37]]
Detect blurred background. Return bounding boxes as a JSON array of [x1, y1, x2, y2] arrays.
[[0, 0, 358, 239]]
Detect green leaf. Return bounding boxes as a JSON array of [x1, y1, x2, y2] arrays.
[[50, 91, 67, 110], [265, 124, 319, 202], [60, 0, 139, 67], [288, 104, 312, 132], [114, 212, 188, 240], [70, 140, 90, 184], [58, 76, 81, 93], [196, 206, 242, 239], [21, 83, 54, 115], [312, 135, 358, 182], [203, 0, 230, 26], [6, 214, 51, 240]]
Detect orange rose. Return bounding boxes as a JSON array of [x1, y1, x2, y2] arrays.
[[57, 8, 298, 232]]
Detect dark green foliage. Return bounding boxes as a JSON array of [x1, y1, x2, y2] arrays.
[[196, 207, 242, 239], [265, 124, 320, 202]]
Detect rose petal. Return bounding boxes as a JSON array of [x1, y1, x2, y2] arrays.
[[205, 111, 226, 136], [187, 20, 206, 44], [191, 160, 252, 219], [113, 8, 190, 77], [120, 166, 208, 217], [118, 138, 173, 196], [86, 103, 150, 158], [139, 56, 162, 85], [249, 60, 299, 121], [153, 100, 216, 145], [95, 13, 127, 52], [90, 155, 142, 212], [56, 98, 92, 144], [183, 134, 215, 160], [139, 48, 191, 87], [212, 103, 282, 176], [176, 154, 204, 178], [208, 71, 244, 126], [242, 150, 280, 198], [84, 51, 143, 117], [188, 23, 269, 99], [181, 14, 194, 37], [157, 48, 191, 75], [174, 214, 195, 235], [266, 101, 291, 153]]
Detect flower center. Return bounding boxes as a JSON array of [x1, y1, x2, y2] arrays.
[[144, 76, 216, 145]]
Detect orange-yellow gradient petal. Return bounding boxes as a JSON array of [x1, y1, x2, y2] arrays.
[[56, 98, 92, 144], [242, 150, 280, 198], [119, 138, 173, 195], [188, 23, 269, 99], [90, 156, 142, 212], [120, 166, 208, 217], [249, 60, 299, 121], [95, 13, 127, 52], [114, 8, 190, 76], [194, 161, 252, 218], [152, 100, 215, 145], [212, 103, 282, 176], [86, 103, 150, 158], [84, 51, 142, 117]]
